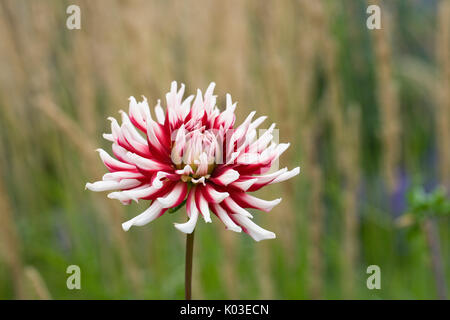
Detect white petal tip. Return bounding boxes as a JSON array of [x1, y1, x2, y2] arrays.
[[174, 223, 195, 234], [122, 222, 132, 231], [254, 232, 276, 242]]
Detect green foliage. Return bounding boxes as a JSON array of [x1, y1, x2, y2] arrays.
[[407, 187, 450, 219]]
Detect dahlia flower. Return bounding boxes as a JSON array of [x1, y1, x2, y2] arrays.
[[86, 82, 299, 241]]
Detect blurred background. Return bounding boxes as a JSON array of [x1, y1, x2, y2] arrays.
[[0, 0, 449, 299]]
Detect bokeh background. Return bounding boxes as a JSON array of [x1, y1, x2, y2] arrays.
[[0, 0, 449, 299]]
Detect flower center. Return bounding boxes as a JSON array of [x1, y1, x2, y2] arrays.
[[171, 128, 220, 182]]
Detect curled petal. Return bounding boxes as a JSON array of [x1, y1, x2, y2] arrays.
[[203, 184, 229, 203], [157, 182, 188, 208], [122, 201, 164, 231], [232, 214, 276, 242], [174, 188, 198, 234]]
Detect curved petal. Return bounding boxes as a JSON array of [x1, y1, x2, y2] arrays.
[[85, 179, 141, 192], [174, 188, 198, 234], [221, 197, 253, 218], [122, 201, 164, 231], [157, 182, 188, 208], [232, 214, 275, 242], [210, 168, 239, 186], [232, 192, 281, 212], [211, 204, 242, 232], [195, 187, 212, 223]]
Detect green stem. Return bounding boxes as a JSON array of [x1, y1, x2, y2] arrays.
[[423, 218, 447, 300], [185, 230, 195, 300]]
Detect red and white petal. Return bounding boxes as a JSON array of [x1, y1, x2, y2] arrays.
[[194, 152, 209, 177], [154, 99, 165, 124], [229, 178, 258, 192], [128, 96, 147, 131], [222, 197, 253, 218], [152, 171, 179, 188], [203, 184, 229, 203], [96, 148, 136, 172], [232, 214, 276, 242], [107, 183, 161, 203], [269, 167, 300, 184], [157, 182, 188, 208], [174, 188, 199, 234], [127, 152, 172, 172], [242, 168, 288, 191], [85, 179, 141, 192], [107, 117, 121, 141], [119, 110, 148, 145], [211, 204, 242, 232], [122, 200, 164, 231], [210, 168, 239, 186], [195, 188, 212, 223], [232, 192, 281, 212], [102, 171, 145, 181]]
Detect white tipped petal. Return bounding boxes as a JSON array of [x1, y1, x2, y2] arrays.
[[154, 100, 165, 124], [102, 133, 114, 142], [223, 197, 253, 218], [231, 178, 258, 191], [233, 214, 276, 242], [205, 185, 229, 203], [197, 192, 212, 223], [213, 204, 242, 233], [270, 167, 300, 184], [102, 171, 144, 181], [122, 201, 164, 231], [211, 168, 239, 186], [157, 183, 187, 208], [240, 194, 282, 212], [127, 152, 168, 171], [152, 171, 171, 188], [107, 184, 157, 203], [174, 208, 198, 234], [174, 191, 199, 234], [85, 179, 140, 192], [96, 148, 135, 171]]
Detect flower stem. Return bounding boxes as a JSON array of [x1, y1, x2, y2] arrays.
[[185, 230, 195, 300], [423, 218, 447, 300]]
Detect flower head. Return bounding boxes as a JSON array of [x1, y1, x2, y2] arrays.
[[86, 82, 300, 241]]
